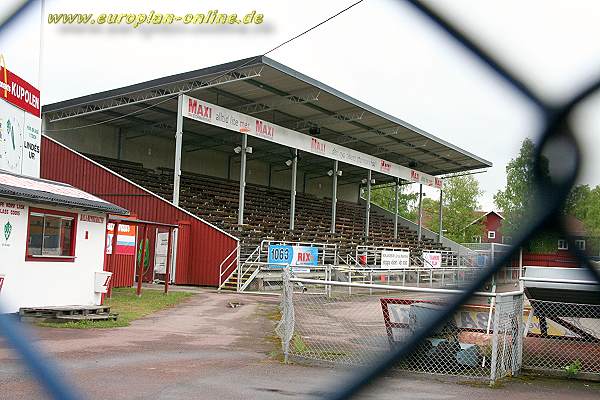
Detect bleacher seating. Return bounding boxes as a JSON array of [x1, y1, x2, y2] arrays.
[[89, 155, 448, 260]]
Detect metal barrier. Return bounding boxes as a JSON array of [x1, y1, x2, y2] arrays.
[[277, 268, 524, 384]]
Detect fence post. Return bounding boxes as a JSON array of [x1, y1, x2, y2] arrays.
[[489, 295, 501, 384], [276, 267, 294, 364]]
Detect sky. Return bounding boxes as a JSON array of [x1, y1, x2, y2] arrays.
[[5, 0, 600, 209]]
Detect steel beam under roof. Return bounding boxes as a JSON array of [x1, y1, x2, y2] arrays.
[[43, 55, 491, 178]]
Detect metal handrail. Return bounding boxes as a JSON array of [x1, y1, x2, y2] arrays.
[[239, 261, 289, 292], [217, 244, 240, 290], [520, 276, 600, 285], [236, 244, 263, 291], [288, 277, 524, 298]]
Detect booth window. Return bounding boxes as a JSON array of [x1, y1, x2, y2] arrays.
[[26, 209, 77, 261]]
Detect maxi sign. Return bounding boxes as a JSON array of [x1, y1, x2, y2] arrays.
[[267, 244, 319, 273], [183, 95, 442, 189], [0, 57, 42, 178]]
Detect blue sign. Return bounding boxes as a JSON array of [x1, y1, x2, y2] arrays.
[[267, 245, 319, 268], [268, 245, 294, 267]]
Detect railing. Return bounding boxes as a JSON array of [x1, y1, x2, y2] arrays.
[[330, 264, 484, 291], [236, 243, 263, 291], [217, 243, 240, 291], [239, 261, 289, 292]]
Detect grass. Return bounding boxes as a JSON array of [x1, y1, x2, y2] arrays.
[[37, 288, 195, 329]]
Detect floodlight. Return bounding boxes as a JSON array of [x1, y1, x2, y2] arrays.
[[327, 170, 334, 177], [285, 159, 293, 167], [246, 146, 253, 154], [337, 170, 343, 177], [234, 146, 242, 154]]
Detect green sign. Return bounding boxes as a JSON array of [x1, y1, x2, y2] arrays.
[[3, 221, 11, 241]]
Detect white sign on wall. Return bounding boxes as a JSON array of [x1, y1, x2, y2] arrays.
[[154, 231, 170, 274], [423, 252, 442, 268], [380, 250, 411, 269], [182, 95, 443, 189]]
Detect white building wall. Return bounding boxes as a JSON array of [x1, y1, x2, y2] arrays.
[[0, 199, 107, 313]]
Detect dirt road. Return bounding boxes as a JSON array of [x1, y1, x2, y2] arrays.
[[0, 290, 598, 399]]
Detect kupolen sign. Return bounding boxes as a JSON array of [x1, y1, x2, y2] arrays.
[[0, 59, 41, 178], [182, 95, 442, 189]]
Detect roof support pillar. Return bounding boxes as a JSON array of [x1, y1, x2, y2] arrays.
[[438, 189, 443, 243], [172, 93, 184, 207], [365, 170, 372, 238], [289, 149, 298, 231], [330, 160, 339, 234], [417, 184, 423, 242], [238, 134, 248, 225], [394, 179, 399, 239]]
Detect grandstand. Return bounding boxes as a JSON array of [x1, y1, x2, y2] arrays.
[[40, 56, 491, 289], [85, 153, 445, 259]]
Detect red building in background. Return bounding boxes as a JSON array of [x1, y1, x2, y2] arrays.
[[467, 211, 508, 244], [467, 211, 596, 268]]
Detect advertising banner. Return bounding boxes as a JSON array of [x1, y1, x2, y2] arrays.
[[182, 95, 442, 189], [267, 244, 319, 272], [106, 223, 136, 255], [0, 65, 41, 178], [380, 250, 411, 269], [153, 231, 170, 273], [423, 252, 442, 268]]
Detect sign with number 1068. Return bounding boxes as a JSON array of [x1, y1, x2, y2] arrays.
[[267, 245, 319, 268]]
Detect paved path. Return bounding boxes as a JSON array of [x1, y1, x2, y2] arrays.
[[0, 291, 598, 399]]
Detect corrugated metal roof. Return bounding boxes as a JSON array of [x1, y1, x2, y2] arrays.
[[0, 170, 129, 215], [42, 56, 491, 184]]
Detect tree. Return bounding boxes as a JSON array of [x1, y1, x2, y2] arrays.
[[566, 184, 600, 236], [439, 175, 484, 243], [366, 176, 483, 243], [368, 183, 418, 221], [494, 138, 554, 251], [494, 138, 549, 237]]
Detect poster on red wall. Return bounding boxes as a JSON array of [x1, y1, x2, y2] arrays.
[[106, 223, 136, 255]]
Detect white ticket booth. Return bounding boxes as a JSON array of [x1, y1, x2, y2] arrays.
[[0, 171, 128, 313]]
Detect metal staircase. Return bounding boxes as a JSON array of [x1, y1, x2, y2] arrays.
[[218, 243, 262, 292]]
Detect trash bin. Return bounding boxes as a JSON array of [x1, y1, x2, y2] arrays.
[[94, 271, 112, 293]]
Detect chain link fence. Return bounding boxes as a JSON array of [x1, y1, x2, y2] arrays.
[[522, 299, 600, 378], [277, 268, 524, 384]]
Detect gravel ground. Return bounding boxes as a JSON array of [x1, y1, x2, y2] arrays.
[[0, 289, 598, 400]]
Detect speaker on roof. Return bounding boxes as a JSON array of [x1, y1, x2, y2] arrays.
[[309, 126, 321, 136]]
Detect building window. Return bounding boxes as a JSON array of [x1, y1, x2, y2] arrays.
[[472, 235, 482, 243], [557, 239, 568, 250], [575, 239, 586, 251], [26, 208, 77, 261], [488, 231, 496, 239]]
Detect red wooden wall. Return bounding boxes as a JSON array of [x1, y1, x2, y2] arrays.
[[522, 251, 578, 268], [40, 136, 239, 286], [107, 254, 135, 287]]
